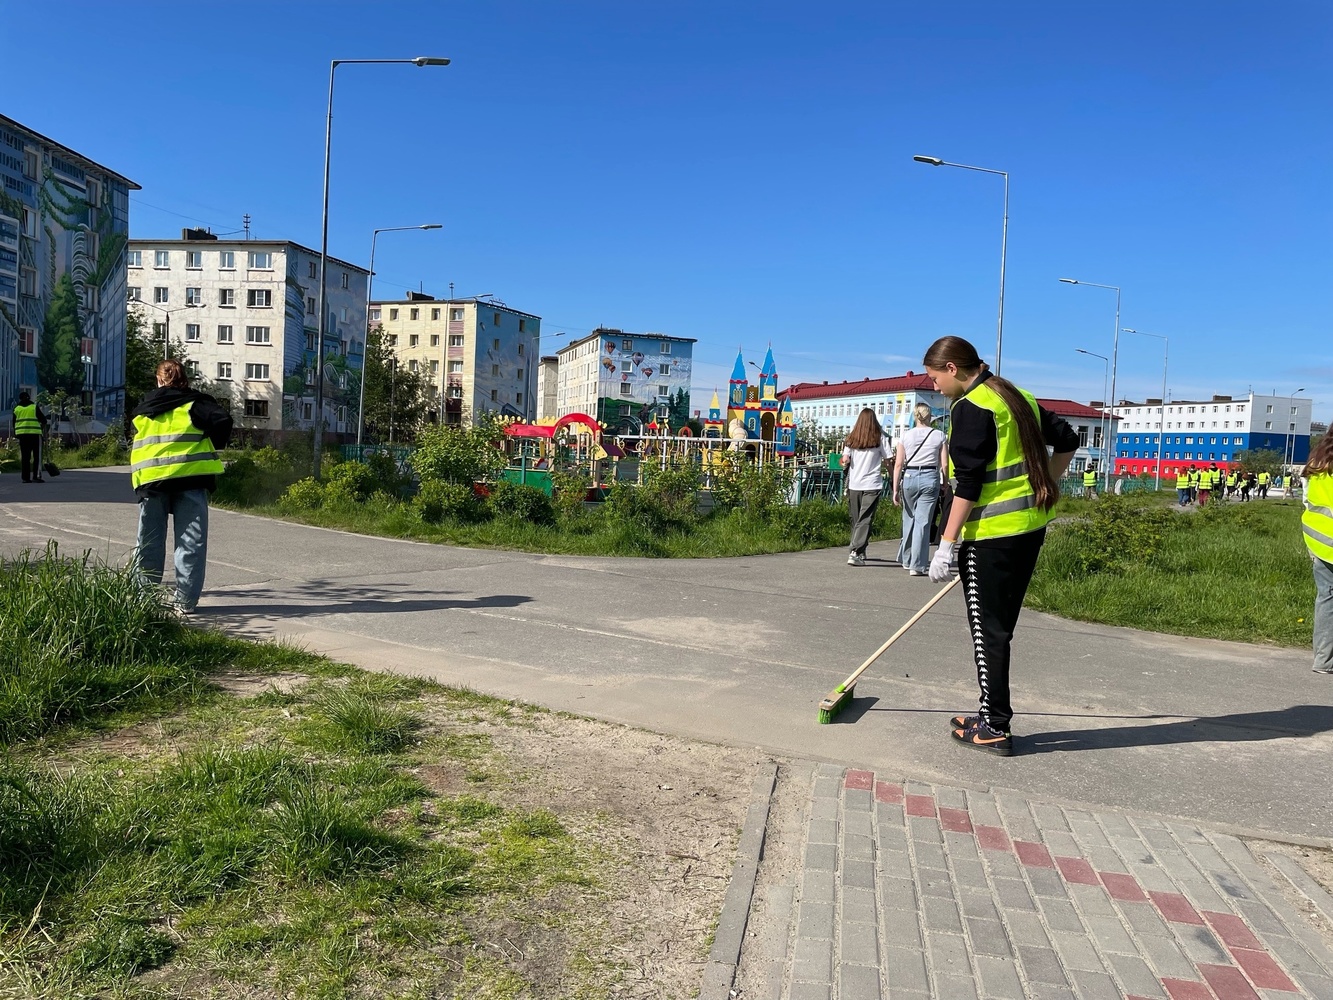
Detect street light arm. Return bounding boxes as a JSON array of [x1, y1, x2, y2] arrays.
[[913, 155, 1007, 178]]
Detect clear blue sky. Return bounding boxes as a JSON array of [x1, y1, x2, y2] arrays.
[[7, 0, 1330, 421]]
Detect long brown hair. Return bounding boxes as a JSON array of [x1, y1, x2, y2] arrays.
[[923, 335, 1059, 512], [156, 359, 189, 388], [1304, 433, 1333, 478], [845, 408, 883, 450]]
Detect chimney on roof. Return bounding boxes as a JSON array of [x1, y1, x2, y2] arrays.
[[1089, 400, 1104, 408], [1146, 397, 1163, 405], [181, 227, 217, 241], [906, 370, 914, 377], [822, 380, 828, 385], [405, 291, 435, 301], [1212, 394, 1232, 402]]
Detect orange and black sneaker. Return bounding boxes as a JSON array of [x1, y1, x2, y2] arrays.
[[949, 714, 981, 731], [950, 718, 1012, 756]]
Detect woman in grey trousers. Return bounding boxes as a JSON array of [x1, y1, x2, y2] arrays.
[[841, 408, 888, 567], [893, 403, 948, 576]]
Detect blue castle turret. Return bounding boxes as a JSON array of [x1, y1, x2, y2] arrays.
[[759, 346, 779, 412], [728, 349, 747, 410]]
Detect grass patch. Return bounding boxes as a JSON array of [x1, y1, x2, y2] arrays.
[[0, 549, 618, 997], [1029, 497, 1315, 646]]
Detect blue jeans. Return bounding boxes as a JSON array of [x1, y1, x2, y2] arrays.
[[898, 470, 940, 573], [135, 488, 210, 609], [1314, 555, 1333, 674], [1177, 488, 1189, 505]]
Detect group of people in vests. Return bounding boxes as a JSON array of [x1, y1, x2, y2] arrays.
[[1173, 464, 1281, 506]]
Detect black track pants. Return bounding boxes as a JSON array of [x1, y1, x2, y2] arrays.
[[958, 527, 1046, 732]]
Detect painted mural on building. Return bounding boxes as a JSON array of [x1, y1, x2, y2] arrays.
[[596, 333, 692, 429]]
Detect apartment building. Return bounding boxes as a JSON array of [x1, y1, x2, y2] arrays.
[[1040, 398, 1121, 473], [536, 355, 559, 420], [369, 294, 540, 424], [784, 372, 950, 442], [128, 231, 368, 435], [555, 328, 695, 430], [1, 114, 139, 428], [1112, 392, 1314, 474]]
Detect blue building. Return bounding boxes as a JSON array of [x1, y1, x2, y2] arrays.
[[0, 114, 139, 429]]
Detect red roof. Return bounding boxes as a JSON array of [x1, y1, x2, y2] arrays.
[[781, 373, 936, 401], [1037, 398, 1120, 421]]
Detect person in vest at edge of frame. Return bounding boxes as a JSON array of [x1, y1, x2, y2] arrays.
[[924, 336, 1079, 755], [1301, 433, 1333, 675], [11, 390, 49, 483], [1082, 464, 1097, 500], [130, 360, 233, 614]]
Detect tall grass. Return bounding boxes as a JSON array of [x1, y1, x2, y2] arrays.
[[1030, 498, 1314, 646]]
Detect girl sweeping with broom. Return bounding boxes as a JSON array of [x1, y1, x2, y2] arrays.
[[924, 336, 1079, 755]]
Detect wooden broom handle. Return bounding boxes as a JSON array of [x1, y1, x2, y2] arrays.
[[840, 577, 960, 690]]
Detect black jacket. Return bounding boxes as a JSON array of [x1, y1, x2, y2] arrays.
[[131, 387, 234, 498]]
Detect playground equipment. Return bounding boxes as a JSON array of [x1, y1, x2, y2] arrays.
[[500, 413, 616, 494]]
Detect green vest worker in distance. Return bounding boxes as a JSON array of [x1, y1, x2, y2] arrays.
[[1175, 469, 1190, 506], [11, 390, 49, 483], [130, 359, 233, 613], [924, 336, 1079, 756], [1082, 467, 1097, 498], [1301, 434, 1333, 675]]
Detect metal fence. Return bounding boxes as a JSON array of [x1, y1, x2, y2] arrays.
[[339, 444, 415, 478]]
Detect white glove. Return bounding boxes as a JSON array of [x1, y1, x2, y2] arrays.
[[929, 540, 958, 583]]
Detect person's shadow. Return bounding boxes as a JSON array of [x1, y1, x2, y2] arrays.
[[1022, 705, 1333, 754], [197, 579, 532, 624]]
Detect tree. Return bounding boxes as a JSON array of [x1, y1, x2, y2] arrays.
[[124, 308, 228, 416], [37, 273, 85, 398], [1231, 448, 1285, 473], [667, 387, 691, 430], [360, 325, 428, 443]]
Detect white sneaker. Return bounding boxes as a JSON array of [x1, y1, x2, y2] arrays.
[[909, 570, 926, 577], [848, 553, 865, 567]]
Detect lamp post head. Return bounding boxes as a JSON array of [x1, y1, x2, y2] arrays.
[[912, 155, 944, 166], [420, 224, 443, 230], [412, 56, 451, 66], [1121, 327, 1136, 333], [1059, 278, 1079, 284]]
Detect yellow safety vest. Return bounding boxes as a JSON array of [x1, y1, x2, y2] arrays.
[[1175, 472, 1189, 488], [1304, 475, 1333, 564], [1188, 471, 1199, 485], [1227, 474, 1238, 487], [1210, 469, 1222, 486], [948, 381, 1052, 542], [1083, 470, 1097, 487], [130, 402, 224, 490], [13, 403, 41, 435], [1258, 472, 1270, 485]]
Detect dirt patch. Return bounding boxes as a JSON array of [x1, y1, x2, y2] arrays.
[[1252, 840, 1333, 947], [211, 671, 311, 698]]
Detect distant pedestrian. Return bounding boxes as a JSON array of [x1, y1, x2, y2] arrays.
[[1083, 465, 1098, 500], [923, 336, 1078, 756], [841, 408, 887, 567], [892, 403, 947, 577], [1257, 470, 1271, 499], [1175, 468, 1190, 506], [1188, 465, 1200, 504], [1199, 463, 1216, 506], [130, 360, 233, 613], [1241, 473, 1254, 502], [1301, 435, 1333, 675], [11, 391, 49, 484], [1225, 470, 1238, 500]]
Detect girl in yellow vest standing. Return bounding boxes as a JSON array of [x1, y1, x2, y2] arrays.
[[130, 361, 233, 613], [11, 390, 49, 483], [925, 337, 1079, 754], [1301, 435, 1333, 674]]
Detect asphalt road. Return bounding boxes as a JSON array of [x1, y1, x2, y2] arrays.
[[3, 467, 1328, 842]]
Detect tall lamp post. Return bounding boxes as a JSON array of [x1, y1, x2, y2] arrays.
[[356, 223, 442, 447], [1121, 328, 1169, 490], [1075, 349, 1110, 478], [312, 56, 450, 478], [913, 156, 1009, 374], [131, 299, 200, 361], [1285, 387, 1307, 475], [1060, 278, 1121, 492]]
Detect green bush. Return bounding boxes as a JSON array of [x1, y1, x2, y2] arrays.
[[640, 462, 704, 525], [486, 481, 555, 525], [771, 499, 847, 546], [326, 460, 378, 502], [277, 477, 326, 512], [411, 421, 506, 486], [550, 471, 591, 523], [413, 480, 480, 524], [214, 449, 301, 507], [604, 480, 678, 536], [1058, 494, 1174, 574], [711, 458, 792, 520]]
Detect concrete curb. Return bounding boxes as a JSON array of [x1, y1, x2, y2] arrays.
[[699, 759, 779, 999], [1265, 851, 1333, 928]]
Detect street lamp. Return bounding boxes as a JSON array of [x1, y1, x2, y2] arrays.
[[1121, 329, 1169, 491], [1060, 278, 1121, 492], [356, 223, 443, 447], [914, 155, 1009, 374], [1075, 349, 1109, 480], [1286, 387, 1307, 475], [312, 56, 450, 478], [130, 299, 200, 360]]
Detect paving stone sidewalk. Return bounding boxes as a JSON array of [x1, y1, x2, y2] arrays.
[[728, 764, 1333, 1000]]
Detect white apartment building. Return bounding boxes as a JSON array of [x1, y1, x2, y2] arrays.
[[555, 328, 695, 430], [369, 293, 540, 424], [536, 355, 559, 420], [128, 231, 368, 436], [785, 373, 950, 443]]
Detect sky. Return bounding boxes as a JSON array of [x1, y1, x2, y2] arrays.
[[5, 0, 1330, 421]]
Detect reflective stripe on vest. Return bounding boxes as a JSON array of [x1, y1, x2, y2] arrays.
[[1304, 475, 1333, 563], [130, 402, 224, 490], [13, 404, 40, 435], [947, 381, 1053, 542]]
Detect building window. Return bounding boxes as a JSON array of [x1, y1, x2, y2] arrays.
[[387, 334, 397, 347], [622, 338, 633, 351], [517, 343, 525, 357], [409, 308, 419, 321], [1265, 421, 1272, 430], [185, 323, 201, 342], [1266, 404, 1274, 413], [369, 307, 381, 322], [389, 308, 399, 320], [430, 334, 439, 347], [219, 250, 235, 269], [447, 334, 463, 348], [307, 261, 317, 279], [1291, 405, 1299, 415], [621, 359, 633, 372], [340, 272, 349, 289], [217, 362, 233, 380], [516, 392, 523, 406], [127, 250, 142, 268], [517, 369, 524, 381], [492, 338, 500, 350], [660, 363, 670, 376], [660, 342, 672, 354], [491, 364, 500, 376], [247, 251, 271, 269], [247, 289, 272, 308], [245, 363, 270, 381], [448, 360, 463, 373], [243, 399, 269, 418], [17, 327, 35, 355], [409, 334, 419, 347], [127, 286, 142, 301], [620, 383, 632, 396], [217, 325, 233, 343], [154, 287, 169, 304], [430, 360, 439, 374], [306, 296, 316, 313], [186, 250, 202, 269], [405, 360, 418, 374], [490, 389, 498, 401], [185, 360, 201, 378], [154, 250, 170, 268], [186, 287, 202, 305], [218, 288, 235, 307], [246, 326, 271, 345]]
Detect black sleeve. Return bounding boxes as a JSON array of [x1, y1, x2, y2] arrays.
[[1040, 406, 1079, 453], [949, 398, 997, 503], [190, 395, 234, 450]]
